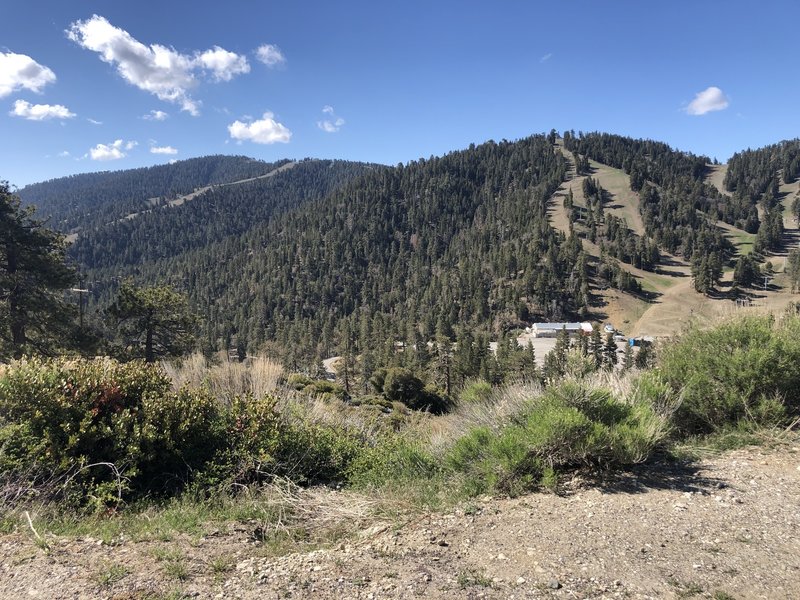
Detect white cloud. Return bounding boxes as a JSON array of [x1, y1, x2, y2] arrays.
[[255, 44, 285, 67], [87, 117, 103, 125], [228, 111, 291, 144], [151, 145, 178, 155], [89, 138, 135, 161], [143, 109, 169, 121], [0, 52, 56, 97], [10, 99, 75, 121], [540, 53, 553, 63], [686, 86, 730, 116], [317, 105, 344, 133], [67, 15, 250, 116], [197, 46, 250, 81], [58, 150, 71, 157]]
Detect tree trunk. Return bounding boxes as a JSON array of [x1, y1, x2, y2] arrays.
[[145, 322, 154, 363], [6, 244, 26, 356]]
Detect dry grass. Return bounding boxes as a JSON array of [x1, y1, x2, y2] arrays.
[[272, 390, 393, 446], [163, 352, 283, 403], [253, 478, 394, 545], [427, 382, 541, 451]]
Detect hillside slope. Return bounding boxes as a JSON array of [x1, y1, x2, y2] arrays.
[[68, 159, 373, 271], [82, 135, 577, 358], [18, 155, 296, 233], [22, 132, 800, 364]]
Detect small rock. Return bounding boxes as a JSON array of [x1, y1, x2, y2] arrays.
[[548, 578, 562, 589], [516, 576, 526, 584]]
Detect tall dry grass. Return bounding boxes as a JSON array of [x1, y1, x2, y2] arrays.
[[163, 352, 283, 404]]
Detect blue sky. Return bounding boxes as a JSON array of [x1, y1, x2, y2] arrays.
[[2, 1, 799, 187]]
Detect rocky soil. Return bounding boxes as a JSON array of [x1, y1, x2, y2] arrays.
[[1, 443, 798, 599]]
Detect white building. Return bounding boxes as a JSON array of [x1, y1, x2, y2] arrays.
[[531, 322, 593, 338]]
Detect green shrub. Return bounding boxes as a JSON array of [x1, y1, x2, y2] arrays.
[[0, 358, 375, 507], [0, 357, 223, 509], [308, 379, 347, 400], [658, 314, 800, 433], [459, 379, 493, 404], [375, 367, 451, 414], [286, 373, 313, 390], [444, 378, 670, 496], [200, 393, 364, 489], [272, 417, 363, 485], [348, 436, 439, 489], [291, 374, 347, 401]]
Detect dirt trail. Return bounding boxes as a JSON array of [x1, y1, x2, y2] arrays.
[[81, 161, 301, 235], [166, 161, 298, 208], [1, 444, 798, 599]]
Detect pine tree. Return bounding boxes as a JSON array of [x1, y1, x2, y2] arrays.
[[432, 335, 453, 396], [1, 182, 76, 358], [622, 343, 634, 371], [634, 343, 654, 369], [544, 326, 570, 381], [106, 281, 196, 362], [518, 341, 539, 384], [603, 332, 618, 370], [590, 324, 603, 370]]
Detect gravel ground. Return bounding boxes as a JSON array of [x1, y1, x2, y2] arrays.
[[1, 442, 798, 599]]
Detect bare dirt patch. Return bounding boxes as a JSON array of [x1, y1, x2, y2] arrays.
[[705, 164, 728, 196], [2, 443, 798, 599]]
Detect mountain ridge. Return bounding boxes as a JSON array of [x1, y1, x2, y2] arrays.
[[13, 131, 800, 368]]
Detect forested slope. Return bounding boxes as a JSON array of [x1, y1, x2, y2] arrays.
[[18, 155, 293, 232], [21, 132, 800, 371], [89, 136, 585, 363], [69, 159, 373, 269]]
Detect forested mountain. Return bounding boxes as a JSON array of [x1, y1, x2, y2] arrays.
[[83, 136, 584, 368], [18, 155, 293, 232], [68, 159, 373, 269], [725, 139, 800, 198], [723, 139, 800, 253], [564, 132, 743, 257], [19, 131, 799, 377]]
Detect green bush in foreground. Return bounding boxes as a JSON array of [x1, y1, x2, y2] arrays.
[[445, 377, 673, 496], [347, 436, 439, 490], [0, 358, 222, 509], [659, 313, 800, 434], [0, 359, 367, 509]]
